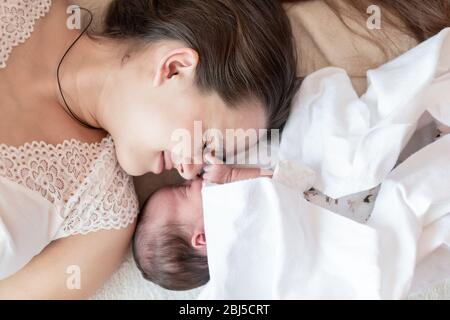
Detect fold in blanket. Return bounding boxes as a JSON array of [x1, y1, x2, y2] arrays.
[[279, 29, 450, 199], [200, 28, 450, 299]]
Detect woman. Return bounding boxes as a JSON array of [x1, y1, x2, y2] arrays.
[[0, 0, 299, 298]]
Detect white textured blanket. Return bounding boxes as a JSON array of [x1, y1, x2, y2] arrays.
[[91, 250, 449, 300]]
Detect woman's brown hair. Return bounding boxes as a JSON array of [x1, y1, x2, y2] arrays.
[[102, 0, 301, 130], [281, 0, 450, 42]]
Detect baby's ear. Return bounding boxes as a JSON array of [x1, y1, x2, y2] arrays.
[[191, 232, 207, 250]]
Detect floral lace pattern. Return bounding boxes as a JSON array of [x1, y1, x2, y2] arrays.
[[0, 136, 139, 239], [0, 0, 52, 69]]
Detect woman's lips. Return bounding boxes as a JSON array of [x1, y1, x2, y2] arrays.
[[153, 152, 175, 174], [154, 152, 165, 174], [164, 151, 174, 171]]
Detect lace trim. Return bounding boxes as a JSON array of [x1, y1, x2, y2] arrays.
[[0, 0, 52, 69], [0, 135, 139, 238]]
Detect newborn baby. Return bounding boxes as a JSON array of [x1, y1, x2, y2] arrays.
[[133, 154, 273, 291]]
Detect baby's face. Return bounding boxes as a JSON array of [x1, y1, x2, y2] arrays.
[[144, 179, 204, 233]]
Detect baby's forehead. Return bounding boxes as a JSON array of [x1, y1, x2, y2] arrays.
[[143, 187, 176, 214]]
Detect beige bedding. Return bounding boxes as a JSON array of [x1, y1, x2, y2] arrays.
[[284, 0, 417, 95]]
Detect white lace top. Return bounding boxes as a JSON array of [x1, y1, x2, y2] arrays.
[[0, 136, 139, 238], [0, 0, 139, 279], [0, 0, 52, 69]]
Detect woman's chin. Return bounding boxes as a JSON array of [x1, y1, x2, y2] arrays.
[[117, 158, 147, 177], [126, 167, 147, 177]]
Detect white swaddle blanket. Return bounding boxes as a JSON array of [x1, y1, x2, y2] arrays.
[[199, 28, 450, 300]]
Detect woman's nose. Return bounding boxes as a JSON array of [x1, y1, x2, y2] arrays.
[[177, 163, 204, 180]]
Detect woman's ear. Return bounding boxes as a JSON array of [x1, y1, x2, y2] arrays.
[[153, 48, 199, 87], [191, 232, 207, 251]]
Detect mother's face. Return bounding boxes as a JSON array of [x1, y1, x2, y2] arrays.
[[103, 43, 267, 179]]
